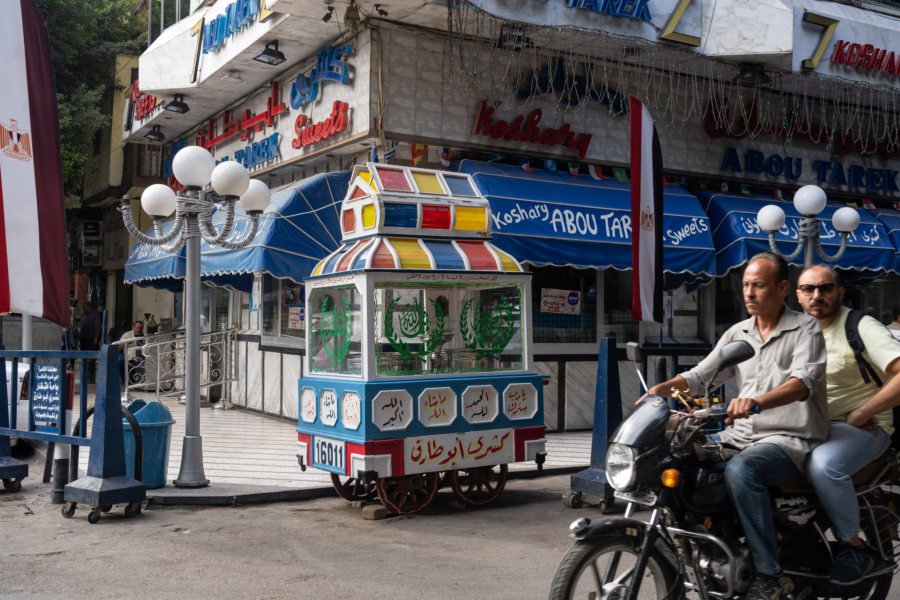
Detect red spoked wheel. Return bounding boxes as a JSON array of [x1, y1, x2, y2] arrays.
[[450, 464, 508, 507], [330, 473, 377, 502], [375, 473, 439, 515]]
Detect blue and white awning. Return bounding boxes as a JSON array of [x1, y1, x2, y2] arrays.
[[456, 160, 717, 288], [873, 208, 900, 275], [700, 192, 895, 276], [124, 219, 185, 291]]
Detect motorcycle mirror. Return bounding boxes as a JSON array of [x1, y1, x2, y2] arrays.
[[716, 340, 755, 372]]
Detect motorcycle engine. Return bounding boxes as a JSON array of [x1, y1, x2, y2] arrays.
[[699, 545, 753, 594]]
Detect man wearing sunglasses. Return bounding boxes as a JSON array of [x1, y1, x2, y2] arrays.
[[796, 264, 900, 585]]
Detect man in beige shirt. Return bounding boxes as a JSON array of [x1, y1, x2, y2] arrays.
[[797, 265, 900, 585], [647, 252, 827, 600]]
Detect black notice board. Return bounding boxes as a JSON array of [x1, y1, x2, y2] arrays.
[[31, 363, 61, 425]]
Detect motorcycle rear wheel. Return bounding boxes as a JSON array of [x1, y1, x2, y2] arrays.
[[548, 535, 678, 600]]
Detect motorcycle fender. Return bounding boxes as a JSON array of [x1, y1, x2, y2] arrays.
[[574, 517, 649, 544]]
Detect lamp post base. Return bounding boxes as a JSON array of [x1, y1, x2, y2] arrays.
[[174, 435, 210, 488]]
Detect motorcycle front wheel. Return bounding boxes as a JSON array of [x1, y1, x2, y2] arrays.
[[548, 535, 678, 600]]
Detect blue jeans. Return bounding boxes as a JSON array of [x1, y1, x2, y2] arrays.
[[808, 421, 891, 541], [724, 443, 801, 575]]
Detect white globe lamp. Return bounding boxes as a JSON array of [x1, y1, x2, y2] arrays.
[[832, 206, 860, 233], [793, 185, 827, 217], [140, 184, 177, 218], [172, 145, 216, 188], [239, 179, 270, 214], [756, 204, 785, 233], [211, 160, 250, 198]]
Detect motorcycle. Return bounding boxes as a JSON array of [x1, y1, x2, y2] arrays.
[[549, 340, 900, 600]]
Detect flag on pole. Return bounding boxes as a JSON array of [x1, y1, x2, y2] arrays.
[[440, 147, 451, 168], [588, 164, 606, 180], [544, 159, 557, 172], [519, 158, 534, 174], [862, 198, 877, 211], [773, 189, 784, 202], [0, 0, 69, 327], [629, 96, 663, 323], [384, 140, 398, 162], [369, 145, 378, 163], [411, 143, 427, 166], [568, 162, 580, 177]]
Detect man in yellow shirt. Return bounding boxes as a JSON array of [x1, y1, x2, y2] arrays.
[[796, 264, 900, 585]]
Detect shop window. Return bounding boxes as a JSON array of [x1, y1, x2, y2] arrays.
[[532, 266, 597, 344], [261, 275, 305, 338], [199, 286, 230, 333], [309, 285, 362, 375], [604, 270, 638, 343], [374, 281, 523, 376]]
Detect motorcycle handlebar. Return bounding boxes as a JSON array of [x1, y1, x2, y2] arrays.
[[689, 401, 760, 422]]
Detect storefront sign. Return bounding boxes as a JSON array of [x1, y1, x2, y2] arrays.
[[513, 57, 628, 112], [720, 147, 899, 192], [233, 132, 280, 168], [130, 81, 160, 122], [540, 288, 581, 314], [705, 98, 897, 159], [289, 45, 353, 108], [202, 0, 264, 54], [830, 40, 900, 77], [472, 99, 592, 159], [196, 81, 286, 150], [291, 100, 350, 148], [566, 0, 651, 22]]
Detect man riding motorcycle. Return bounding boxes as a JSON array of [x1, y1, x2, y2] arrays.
[[647, 252, 828, 600], [797, 264, 900, 585]]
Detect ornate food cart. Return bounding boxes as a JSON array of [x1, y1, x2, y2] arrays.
[[296, 162, 546, 514]]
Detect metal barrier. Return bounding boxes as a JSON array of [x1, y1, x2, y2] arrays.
[[0, 345, 145, 521], [116, 329, 238, 403]]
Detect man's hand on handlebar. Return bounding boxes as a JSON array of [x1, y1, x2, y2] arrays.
[[725, 397, 758, 424]]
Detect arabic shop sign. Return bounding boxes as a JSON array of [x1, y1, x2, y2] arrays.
[[203, 0, 263, 54], [566, 0, 651, 21], [130, 81, 160, 122], [290, 45, 353, 108], [292, 100, 350, 149], [720, 148, 900, 192], [196, 81, 286, 150], [472, 99, 592, 159], [830, 40, 900, 78], [513, 57, 628, 112]]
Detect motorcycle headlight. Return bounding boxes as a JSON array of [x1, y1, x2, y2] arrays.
[[606, 443, 636, 491]]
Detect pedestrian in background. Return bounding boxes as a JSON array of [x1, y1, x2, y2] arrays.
[[79, 302, 102, 383]]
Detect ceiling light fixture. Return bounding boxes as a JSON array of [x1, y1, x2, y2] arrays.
[[374, 3, 388, 16], [144, 125, 165, 142], [164, 94, 190, 114], [253, 40, 286, 66], [323, 6, 334, 21], [734, 64, 772, 87]]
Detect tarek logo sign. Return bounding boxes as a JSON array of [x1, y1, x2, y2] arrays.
[[0, 119, 32, 161]]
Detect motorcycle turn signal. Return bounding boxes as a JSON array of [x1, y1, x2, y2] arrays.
[[661, 469, 680, 488]]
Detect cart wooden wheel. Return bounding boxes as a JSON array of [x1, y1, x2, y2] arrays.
[[450, 464, 508, 507], [330, 473, 377, 502], [376, 473, 439, 515]]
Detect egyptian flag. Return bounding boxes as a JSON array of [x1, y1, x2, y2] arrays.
[[0, 0, 69, 327], [629, 96, 663, 323], [588, 164, 606, 180]]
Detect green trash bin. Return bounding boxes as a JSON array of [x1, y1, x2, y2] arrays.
[[123, 401, 175, 489]]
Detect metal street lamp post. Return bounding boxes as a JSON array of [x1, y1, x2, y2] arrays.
[[756, 184, 861, 268], [121, 146, 270, 487]]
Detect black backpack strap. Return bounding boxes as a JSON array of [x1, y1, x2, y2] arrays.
[[845, 309, 883, 388]]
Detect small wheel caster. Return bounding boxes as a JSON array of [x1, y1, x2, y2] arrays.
[[564, 491, 584, 509], [2, 477, 22, 492], [87, 507, 102, 524], [599, 497, 615, 514], [61, 502, 76, 518], [124, 501, 142, 518]]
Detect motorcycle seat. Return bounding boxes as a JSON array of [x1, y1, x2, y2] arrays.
[[778, 451, 892, 495]]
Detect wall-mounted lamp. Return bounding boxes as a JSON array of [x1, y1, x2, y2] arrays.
[[496, 25, 534, 51], [253, 40, 286, 66], [344, 0, 360, 29], [164, 94, 190, 114], [323, 6, 334, 21], [374, 3, 388, 16], [734, 64, 772, 87], [144, 125, 165, 142], [221, 70, 243, 83]]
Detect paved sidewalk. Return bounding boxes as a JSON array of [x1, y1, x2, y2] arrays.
[[67, 391, 594, 505]]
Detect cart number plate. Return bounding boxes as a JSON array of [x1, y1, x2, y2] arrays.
[[313, 436, 345, 472]]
